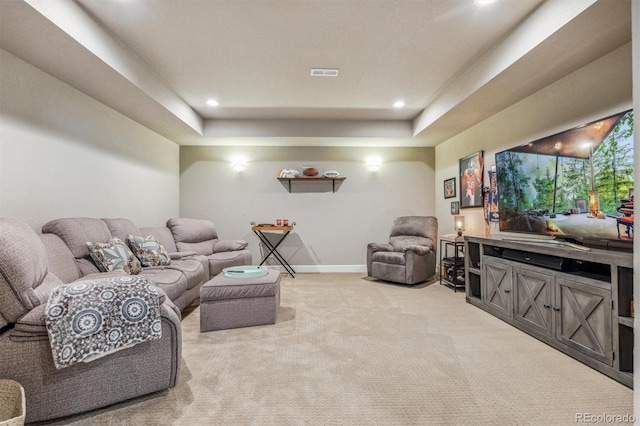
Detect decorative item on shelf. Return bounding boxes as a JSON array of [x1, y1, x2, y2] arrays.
[[276, 219, 282, 226], [323, 170, 340, 178], [278, 168, 299, 178], [454, 215, 465, 237], [302, 166, 319, 176], [278, 169, 292, 178]]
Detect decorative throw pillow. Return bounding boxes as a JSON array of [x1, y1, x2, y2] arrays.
[[86, 238, 142, 275], [126, 234, 171, 267]]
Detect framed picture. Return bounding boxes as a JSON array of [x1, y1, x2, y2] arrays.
[[459, 151, 484, 209], [444, 177, 456, 199], [576, 199, 587, 213], [451, 201, 460, 215]]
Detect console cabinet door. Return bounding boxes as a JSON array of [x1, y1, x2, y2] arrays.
[[482, 257, 512, 318], [513, 268, 552, 337], [554, 277, 612, 366]]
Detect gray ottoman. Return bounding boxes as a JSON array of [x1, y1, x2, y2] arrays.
[[200, 269, 281, 332]]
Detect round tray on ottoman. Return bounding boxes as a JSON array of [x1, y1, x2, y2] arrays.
[[222, 265, 268, 279]]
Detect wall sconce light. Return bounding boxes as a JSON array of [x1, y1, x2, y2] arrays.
[[366, 158, 382, 171], [231, 158, 247, 172], [454, 215, 465, 237]]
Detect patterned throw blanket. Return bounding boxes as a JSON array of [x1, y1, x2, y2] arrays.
[[45, 275, 162, 370]]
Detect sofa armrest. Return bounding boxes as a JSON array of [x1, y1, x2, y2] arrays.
[[168, 251, 198, 260], [403, 244, 431, 256], [12, 304, 48, 339], [213, 239, 248, 253]]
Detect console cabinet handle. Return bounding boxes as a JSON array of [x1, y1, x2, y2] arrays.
[[504, 289, 510, 293], [553, 307, 560, 312], [543, 304, 550, 309]]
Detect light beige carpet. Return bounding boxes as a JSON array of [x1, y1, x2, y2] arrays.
[[45, 273, 633, 425]]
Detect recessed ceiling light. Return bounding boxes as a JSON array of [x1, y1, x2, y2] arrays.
[[393, 101, 405, 108], [206, 99, 219, 107]]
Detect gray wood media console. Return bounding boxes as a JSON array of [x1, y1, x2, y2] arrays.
[[464, 235, 634, 388]]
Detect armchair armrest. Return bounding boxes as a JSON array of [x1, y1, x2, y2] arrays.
[[213, 239, 248, 253], [367, 242, 393, 253], [366, 242, 394, 276], [403, 244, 432, 256]]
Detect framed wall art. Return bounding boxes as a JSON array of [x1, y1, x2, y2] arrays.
[[459, 151, 484, 209], [444, 177, 456, 199], [451, 201, 460, 215]]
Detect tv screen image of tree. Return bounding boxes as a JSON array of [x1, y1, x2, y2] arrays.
[[495, 110, 634, 245]]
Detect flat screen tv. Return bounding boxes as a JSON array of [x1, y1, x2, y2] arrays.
[[495, 110, 634, 250]]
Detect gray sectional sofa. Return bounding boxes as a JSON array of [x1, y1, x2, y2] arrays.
[[42, 217, 252, 310], [0, 217, 252, 423]]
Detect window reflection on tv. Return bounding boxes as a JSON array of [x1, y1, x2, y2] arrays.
[[495, 110, 634, 247]]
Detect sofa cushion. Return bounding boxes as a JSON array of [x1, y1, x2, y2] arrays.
[[127, 235, 171, 267], [167, 218, 218, 255], [176, 240, 216, 256], [76, 258, 102, 276], [389, 216, 436, 249], [42, 218, 112, 259], [87, 238, 142, 275], [138, 269, 188, 302], [40, 234, 81, 284], [167, 218, 218, 243], [161, 259, 207, 290], [0, 219, 65, 327], [102, 218, 141, 242], [33, 272, 70, 306]]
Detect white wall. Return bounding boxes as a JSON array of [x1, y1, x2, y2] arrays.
[[180, 146, 435, 271], [0, 49, 180, 230], [434, 42, 633, 238]]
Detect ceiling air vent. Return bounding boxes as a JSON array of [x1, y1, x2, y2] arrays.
[[310, 68, 339, 77]]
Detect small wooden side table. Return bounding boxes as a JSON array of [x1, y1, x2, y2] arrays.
[[252, 225, 296, 277]]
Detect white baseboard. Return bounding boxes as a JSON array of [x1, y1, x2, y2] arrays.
[[264, 265, 367, 273]]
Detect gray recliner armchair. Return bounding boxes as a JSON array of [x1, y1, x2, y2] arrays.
[[367, 216, 438, 284]]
